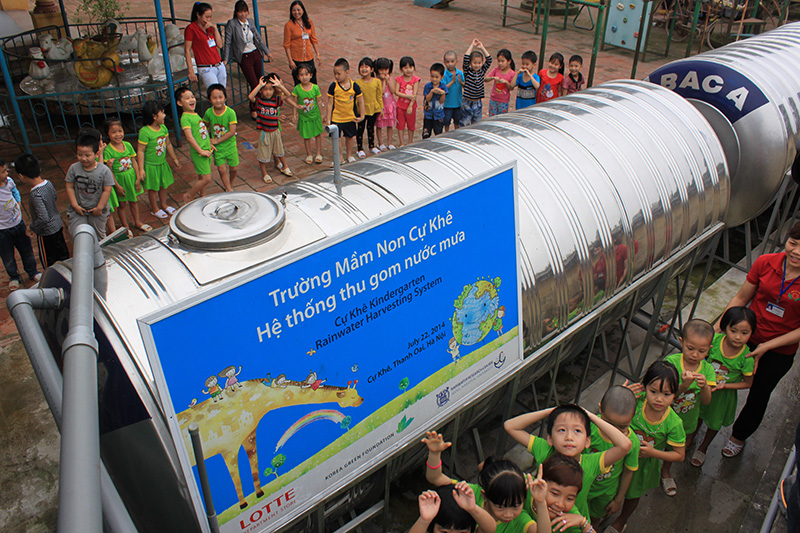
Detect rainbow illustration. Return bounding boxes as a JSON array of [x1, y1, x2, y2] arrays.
[[275, 409, 347, 451]]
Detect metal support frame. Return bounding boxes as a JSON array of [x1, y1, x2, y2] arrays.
[[0, 45, 31, 151], [154, 0, 181, 143], [759, 445, 796, 533], [189, 424, 220, 533]]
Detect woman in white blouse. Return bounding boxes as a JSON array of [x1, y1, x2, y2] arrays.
[[223, 0, 272, 117]]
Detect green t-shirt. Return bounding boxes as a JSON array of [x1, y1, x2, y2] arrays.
[[203, 105, 237, 153], [707, 332, 754, 385], [138, 124, 169, 166], [665, 352, 717, 432], [103, 141, 136, 182], [180, 112, 211, 155], [529, 495, 583, 533], [627, 398, 685, 499], [292, 83, 323, 121], [584, 423, 639, 502], [526, 435, 608, 518]]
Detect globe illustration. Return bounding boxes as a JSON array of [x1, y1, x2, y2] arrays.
[[451, 278, 501, 346]]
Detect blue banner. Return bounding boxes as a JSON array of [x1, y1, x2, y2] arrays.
[[646, 61, 769, 124], [141, 165, 522, 532]]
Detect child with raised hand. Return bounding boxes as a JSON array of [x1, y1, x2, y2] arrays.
[[537, 53, 564, 104], [610, 361, 685, 533], [695, 307, 756, 465], [661, 319, 716, 493], [504, 403, 631, 520], [584, 386, 640, 526], [395, 56, 420, 147], [374, 57, 397, 151], [354, 57, 383, 157], [529, 455, 590, 533], [442, 50, 464, 132], [249, 73, 296, 183], [66, 128, 116, 239], [204, 84, 239, 192], [176, 87, 213, 204], [104, 119, 149, 235], [486, 49, 515, 116], [423, 431, 549, 532], [137, 100, 180, 219], [422, 63, 448, 139], [291, 64, 324, 164], [514, 51, 540, 110], [410, 483, 496, 533], [13, 154, 69, 268], [562, 55, 585, 95], [461, 39, 492, 126]]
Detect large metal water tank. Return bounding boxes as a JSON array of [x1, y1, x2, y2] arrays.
[[645, 21, 800, 226], [35, 79, 729, 531]]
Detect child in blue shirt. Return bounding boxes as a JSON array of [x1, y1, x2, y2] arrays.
[[442, 50, 464, 132], [514, 50, 540, 110], [422, 63, 449, 139]]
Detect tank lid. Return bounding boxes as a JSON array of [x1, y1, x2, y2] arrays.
[[169, 192, 285, 250]]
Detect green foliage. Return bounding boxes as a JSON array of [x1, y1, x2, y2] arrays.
[[399, 377, 409, 392], [263, 467, 278, 479], [340, 416, 352, 431], [493, 276, 501, 288], [454, 284, 472, 309], [74, 0, 130, 24], [397, 415, 414, 432], [272, 454, 286, 470]]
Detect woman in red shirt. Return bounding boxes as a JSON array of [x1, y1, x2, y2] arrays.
[[283, 0, 321, 85], [716, 222, 800, 457], [184, 2, 226, 89]]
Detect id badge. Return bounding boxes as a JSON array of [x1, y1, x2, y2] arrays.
[[766, 302, 785, 318], [302, 32, 310, 40], [207, 37, 217, 47]]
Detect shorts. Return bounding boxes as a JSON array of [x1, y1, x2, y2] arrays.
[[213, 144, 240, 167], [331, 121, 357, 138], [443, 107, 462, 126], [460, 98, 483, 126], [257, 129, 285, 162], [488, 100, 509, 116], [396, 104, 417, 131], [191, 150, 212, 175], [422, 118, 443, 139], [143, 163, 174, 191]]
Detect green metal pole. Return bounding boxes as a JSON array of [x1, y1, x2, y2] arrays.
[[630, 0, 650, 78], [564, 0, 571, 29], [640, 0, 658, 61], [684, 0, 702, 57], [539, 0, 552, 71], [588, 0, 605, 86]]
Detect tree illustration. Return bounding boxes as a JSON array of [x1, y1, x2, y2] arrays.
[[263, 467, 278, 480], [399, 377, 409, 394], [340, 415, 352, 431], [271, 454, 286, 476]]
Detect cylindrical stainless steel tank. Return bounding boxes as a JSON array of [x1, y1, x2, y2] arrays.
[[35, 79, 729, 531], [645, 21, 800, 226]]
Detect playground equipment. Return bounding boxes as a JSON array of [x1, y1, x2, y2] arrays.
[[13, 22, 800, 533]]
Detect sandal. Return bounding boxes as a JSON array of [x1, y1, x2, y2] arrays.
[[305, 155, 313, 164], [165, 206, 177, 215], [690, 450, 706, 467], [722, 439, 744, 458], [315, 154, 323, 164], [126, 229, 134, 239], [138, 223, 153, 232], [263, 175, 274, 184], [280, 167, 293, 177], [151, 209, 168, 219], [660, 476, 677, 497]]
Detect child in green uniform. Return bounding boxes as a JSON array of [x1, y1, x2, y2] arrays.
[[137, 100, 180, 219], [104, 119, 150, 236], [694, 307, 756, 466], [204, 84, 239, 192], [529, 455, 591, 533], [411, 483, 496, 533], [661, 319, 716, 493], [584, 386, 639, 526], [609, 361, 685, 533], [292, 64, 324, 164], [504, 404, 631, 520], [176, 87, 213, 204], [423, 431, 549, 532]]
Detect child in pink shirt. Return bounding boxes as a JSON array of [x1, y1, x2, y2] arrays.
[[395, 56, 421, 147], [486, 49, 515, 116]]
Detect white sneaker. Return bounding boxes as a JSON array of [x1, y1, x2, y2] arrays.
[[347, 156, 357, 163], [371, 147, 381, 155], [387, 144, 397, 150], [357, 150, 366, 158], [378, 144, 388, 151]]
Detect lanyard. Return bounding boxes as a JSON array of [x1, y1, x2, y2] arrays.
[[778, 257, 800, 302]]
